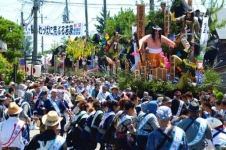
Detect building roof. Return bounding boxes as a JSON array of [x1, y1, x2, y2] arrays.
[[215, 8, 226, 40]]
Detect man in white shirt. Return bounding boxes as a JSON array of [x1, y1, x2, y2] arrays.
[[96, 85, 110, 100], [0, 102, 29, 149], [211, 114, 226, 148]]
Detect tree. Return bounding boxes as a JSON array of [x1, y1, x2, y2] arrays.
[[202, 0, 226, 32], [105, 8, 136, 39], [66, 38, 97, 60], [95, 8, 110, 35], [0, 17, 24, 50]]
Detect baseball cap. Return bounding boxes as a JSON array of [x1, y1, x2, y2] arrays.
[[156, 106, 172, 121]]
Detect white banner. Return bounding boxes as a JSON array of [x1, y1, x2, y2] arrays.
[[199, 16, 209, 56], [130, 26, 140, 71], [24, 23, 83, 36]]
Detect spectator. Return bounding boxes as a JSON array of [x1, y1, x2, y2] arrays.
[[26, 111, 67, 149], [146, 106, 188, 150], [177, 101, 213, 149]]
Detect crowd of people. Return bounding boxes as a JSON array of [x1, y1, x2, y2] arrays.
[[0, 73, 226, 150]]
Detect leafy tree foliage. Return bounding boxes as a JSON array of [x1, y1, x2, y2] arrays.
[[0, 17, 24, 50], [94, 8, 110, 35], [105, 8, 136, 39]]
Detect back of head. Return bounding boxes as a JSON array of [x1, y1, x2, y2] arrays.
[[146, 101, 158, 115], [124, 101, 135, 111]]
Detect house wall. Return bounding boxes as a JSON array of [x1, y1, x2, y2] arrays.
[[217, 41, 226, 62]]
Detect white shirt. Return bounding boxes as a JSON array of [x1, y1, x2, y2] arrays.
[[212, 128, 226, 145], [96, 91, 110, 100], [0, 117, 27, 149]]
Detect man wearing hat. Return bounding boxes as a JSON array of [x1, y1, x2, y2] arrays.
[[146, 106, 188, 150], [137, 25, 175, 68], [106, 85, 120, 101], [26, 111, 67, 149], [0, 102, 29, 149], [177, 101, 212, 150]]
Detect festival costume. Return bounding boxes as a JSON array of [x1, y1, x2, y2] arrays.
[[137, 113, 159, 150], [81, 111, 96, 150], [0, 117, 28, 150], [25, 129, 67, 150], [96, 110, 115, 150], [115, 112, 136, 150], [146, 126, 188, 150], [66, 110, 88, 149], [90, 110, 104, 149], [146, 47, 165, 67], [177, 117, 213, 149]]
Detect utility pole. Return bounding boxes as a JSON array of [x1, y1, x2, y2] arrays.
[[33, 0, 38, 65], [41, 13, 44, 55], [65, 0, 70, 22], [85, 0, 88, 36], [150, 0, 154, 10], [103, 0, 106, 21]]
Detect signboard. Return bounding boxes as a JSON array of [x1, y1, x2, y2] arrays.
[[137, 5, 145, 65], [24, 23, 83, 36], [137, 5, 145, 41]]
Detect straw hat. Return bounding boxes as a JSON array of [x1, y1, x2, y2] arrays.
[[5, 102, 23, 115], [42, 111, 63, 127], [110, 86, 119, 91], [75, 94, 85, 102]]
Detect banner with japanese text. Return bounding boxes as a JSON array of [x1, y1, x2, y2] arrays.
[[24, 23, 84, 36]]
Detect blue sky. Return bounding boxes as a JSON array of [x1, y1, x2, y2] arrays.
[[0, 0, 223, 52]]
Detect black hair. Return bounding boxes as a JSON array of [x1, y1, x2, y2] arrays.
[[107, 100, 119, 110], [214, 114, 224, 124], [93, 100, 101, 110], [124, 101, 135, 111], [204, 102, 212, 109], [151, 27, 162, 43], [101, 101, 108, 108], [216, 100, 222, 106], [130, 93, 138, 102], [57, 78, 61, 82], [222, 100, 226, 106], [8, 87, 15, 93], [181, 94, 187, 99]]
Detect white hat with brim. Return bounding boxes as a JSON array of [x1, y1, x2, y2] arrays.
[[207, 117, 222, 129], [5, 102, 23, 115], [42, 111, 63, 127], [110, 86, 119, 91], [9, 82, 15, 86], [0, 95, 7, 101]]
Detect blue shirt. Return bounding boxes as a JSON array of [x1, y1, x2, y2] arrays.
[[106, 94, 120, 101], [201, 109, 217, 119], [44, 98, 67, 114], [33, 99, 46, 116], [146, 126, 188, 150]]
